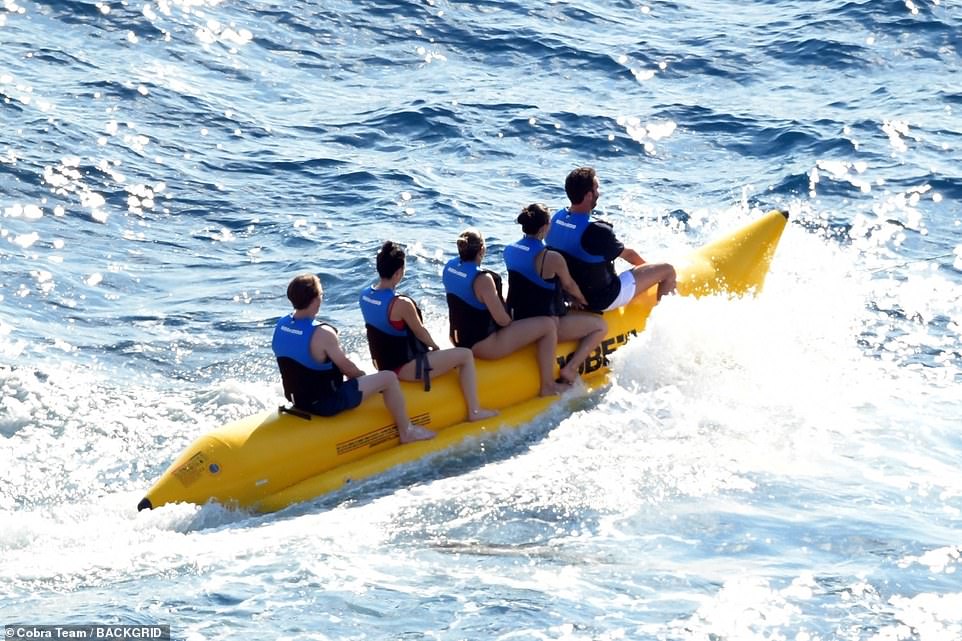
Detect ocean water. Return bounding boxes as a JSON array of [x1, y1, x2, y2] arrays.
[[2, 0, 961, 639]]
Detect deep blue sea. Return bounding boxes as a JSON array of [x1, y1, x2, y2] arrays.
[[2, 0, 962, 639]]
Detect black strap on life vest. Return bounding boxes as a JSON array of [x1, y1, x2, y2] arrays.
[[403, 295, 432, 392], [414, 348, 431, 392]]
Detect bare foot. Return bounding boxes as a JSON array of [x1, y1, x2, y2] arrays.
[[657, 278, 677, 300], [399, 424, 435, 444], [539, 380, 571, 397], [558, 365, 579, 385], [468, 408, 498, 422]]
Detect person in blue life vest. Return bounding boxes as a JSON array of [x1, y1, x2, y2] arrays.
[[272, 273, 435, 444], [443, 229, 567, 397], [546, 167, 676, 312], [505, 203, 608, 383], [359, 241, 498, 422]]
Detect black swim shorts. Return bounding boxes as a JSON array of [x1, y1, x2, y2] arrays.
[[308, 378, 363, 417]]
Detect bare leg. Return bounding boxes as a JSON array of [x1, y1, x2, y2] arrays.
[[397, 348, 497, 421], [630, 262, 676, 301], [535, 328, 561, 395], [472, 317, 562, 396], [357, 371, 434, 443], [557, 312, 607, 383]]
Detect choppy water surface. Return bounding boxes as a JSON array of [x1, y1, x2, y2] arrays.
[[2, 0, 961, 639]]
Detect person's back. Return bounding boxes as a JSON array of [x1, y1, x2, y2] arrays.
[[359, 284, 426, 374], [504, 235, 565, 321], [442, 253, 501, 349], [273, 313, 348, 413], [545, 207, 623, 312]]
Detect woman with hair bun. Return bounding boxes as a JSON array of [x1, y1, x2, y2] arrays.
[[505, 203, 607, 383], [442, 229, 566, 397]]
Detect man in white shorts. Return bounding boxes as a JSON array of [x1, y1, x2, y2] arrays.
[[545, 166, 676, 312]]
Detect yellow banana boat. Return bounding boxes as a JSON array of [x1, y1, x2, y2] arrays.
[[138, 210, 789, 514]]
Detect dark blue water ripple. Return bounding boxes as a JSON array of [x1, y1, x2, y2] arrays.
[[828, 0, 944, 26], [365, 104, 467, 143], [766, 38, 869, 69], [32, 0, 108, 25]]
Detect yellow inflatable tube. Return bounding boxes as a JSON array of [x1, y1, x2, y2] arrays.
[[138, 210, 788, 513]]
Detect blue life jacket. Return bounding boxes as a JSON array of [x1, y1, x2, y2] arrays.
[[359, 286, 430, 384], [271, 314, 344, 410], [545, 208, 620, 311], [442, 257, 501, 348], [545, 208, 604, 263], [504, 236, 565, 320]]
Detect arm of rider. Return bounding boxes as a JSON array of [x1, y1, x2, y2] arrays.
[[619, 247, 646, 267], [542, 251, 588, 308], [475, 273, 512, 327], [392, 297, 440, 350], [313, 325, 366, 378]]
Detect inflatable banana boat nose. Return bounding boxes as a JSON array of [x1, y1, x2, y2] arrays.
[[676, 209, 789, 297]]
